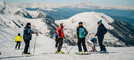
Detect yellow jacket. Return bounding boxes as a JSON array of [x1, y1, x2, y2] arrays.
[[15, 36, 22, 42]]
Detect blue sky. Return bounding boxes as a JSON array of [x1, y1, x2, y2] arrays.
[[4, 0, 134, 6]]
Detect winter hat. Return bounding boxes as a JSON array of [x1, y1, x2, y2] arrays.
[[98, 20, 102, 24], [18, 33, 20, 36], [78, 22, 83, 26], [78, 22, 83, 24], [60, 23, 63, 26], [27, 22, 31, 25]]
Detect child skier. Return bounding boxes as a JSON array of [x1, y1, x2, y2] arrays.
[[15, 33, 22, 50], [87, 37, 97, 52]]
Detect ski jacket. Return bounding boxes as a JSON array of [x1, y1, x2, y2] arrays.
[[77, 25, 88, 38], [96, 23, 107, 37], [15, 36, 22, 42], [56, 26, 64, 38], [23, 25, 34, 40]]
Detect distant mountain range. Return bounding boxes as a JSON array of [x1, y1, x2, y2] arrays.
[[26, 7, 134, 26], [6, 0, 134, 26]]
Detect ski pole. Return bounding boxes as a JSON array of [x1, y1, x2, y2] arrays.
[[68, 45, 74, 53], [33, 35, 37, 55], [87, 44, 89, 52], [64, 43, 69, 54], [63, 39, 69, 54]]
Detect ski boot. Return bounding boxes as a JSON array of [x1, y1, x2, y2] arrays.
[[22, 52, 32, 55], [93, 50, 97, 52], [56, 51, 64, 54]]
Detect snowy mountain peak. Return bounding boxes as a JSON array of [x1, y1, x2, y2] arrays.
[[68, 12, 114, 29]]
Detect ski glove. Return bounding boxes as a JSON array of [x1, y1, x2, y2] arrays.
[[36, 32, 38, 36], [34, 32, 38, 36]]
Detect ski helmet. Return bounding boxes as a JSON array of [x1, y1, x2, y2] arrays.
[[78, 22, 83, 24], [27, 22, 31, 25], [98, 20, 102, 24]]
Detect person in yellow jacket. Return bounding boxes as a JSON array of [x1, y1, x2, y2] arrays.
[[15, 33, 22, 50]]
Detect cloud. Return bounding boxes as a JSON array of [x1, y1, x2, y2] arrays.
[[9, 1, 134, 10]]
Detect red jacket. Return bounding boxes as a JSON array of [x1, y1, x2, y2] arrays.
[[56, 26, 64, 38]]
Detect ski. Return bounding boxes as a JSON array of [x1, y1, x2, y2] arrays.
[[74, 52, 91, 55], [22, 52, 33, 57], [89, 51, 109, 54]]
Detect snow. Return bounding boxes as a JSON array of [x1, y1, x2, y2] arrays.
[[0, 30, 134, 60], [0, 1, 134, 60], [0, 26, 134, 60]]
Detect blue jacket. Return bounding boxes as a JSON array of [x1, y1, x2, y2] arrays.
[[77, 25, 88, 38], [23, 25, 34, 40]]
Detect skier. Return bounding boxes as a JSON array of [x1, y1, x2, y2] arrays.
[[23, 22, 38, 54], [15, 33, 22, 50], [56, 23, 64, 53], [95, 20, 107, 53], [55, 33, 59, 47], [77, 22, 88, 53], [87, 37, 97, 52]]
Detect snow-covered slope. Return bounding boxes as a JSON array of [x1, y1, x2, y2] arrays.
[[1, 25, 134, 60], [0, 1, 57, 38], [0, 1, 134, 60], [56, 12, 134, 46]]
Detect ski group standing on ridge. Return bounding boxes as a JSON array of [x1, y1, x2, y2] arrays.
[[55, 20, 108, 54], [14, 20, 108, 55]]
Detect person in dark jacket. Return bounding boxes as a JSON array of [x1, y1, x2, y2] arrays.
[[77, 22, 88, 52], [95, 20, 107, 53], [23, 22, 38, 54], [55, 33, 59, 47], [56, 23, 64, 53]]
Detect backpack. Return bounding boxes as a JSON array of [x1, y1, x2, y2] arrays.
[[55, 33, 58, 38], [79, 28, 85, 38], [103, 27, 107, 34]]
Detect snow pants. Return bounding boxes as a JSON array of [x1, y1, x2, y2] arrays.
[[24, 40, 30, 53], [15, 41, 21, 49], [55, 41, 59, 47], [57, 38, 63, 52], [98, 35, 106, 51], [55, 36, 59, 47], [78, 38, 87, 52]]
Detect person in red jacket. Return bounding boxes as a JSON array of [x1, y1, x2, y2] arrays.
[[56, 23, 64, 53]]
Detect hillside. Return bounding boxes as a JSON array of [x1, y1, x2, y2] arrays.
[[56, 12, 134, 46], [0, 1, 134, 60]]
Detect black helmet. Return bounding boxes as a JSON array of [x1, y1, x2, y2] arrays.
[[27, 22, 31, 25], [18, 33, 20, 36], [78, 22, 83, 24]]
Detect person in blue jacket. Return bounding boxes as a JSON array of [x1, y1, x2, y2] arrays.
[[95, 20, 107, 53], [55, 33, 59, 47], [77, 22, 88, 52], [23, 22, 38, 54]]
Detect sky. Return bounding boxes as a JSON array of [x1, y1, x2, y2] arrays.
[[3, 0, 134, 6]]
